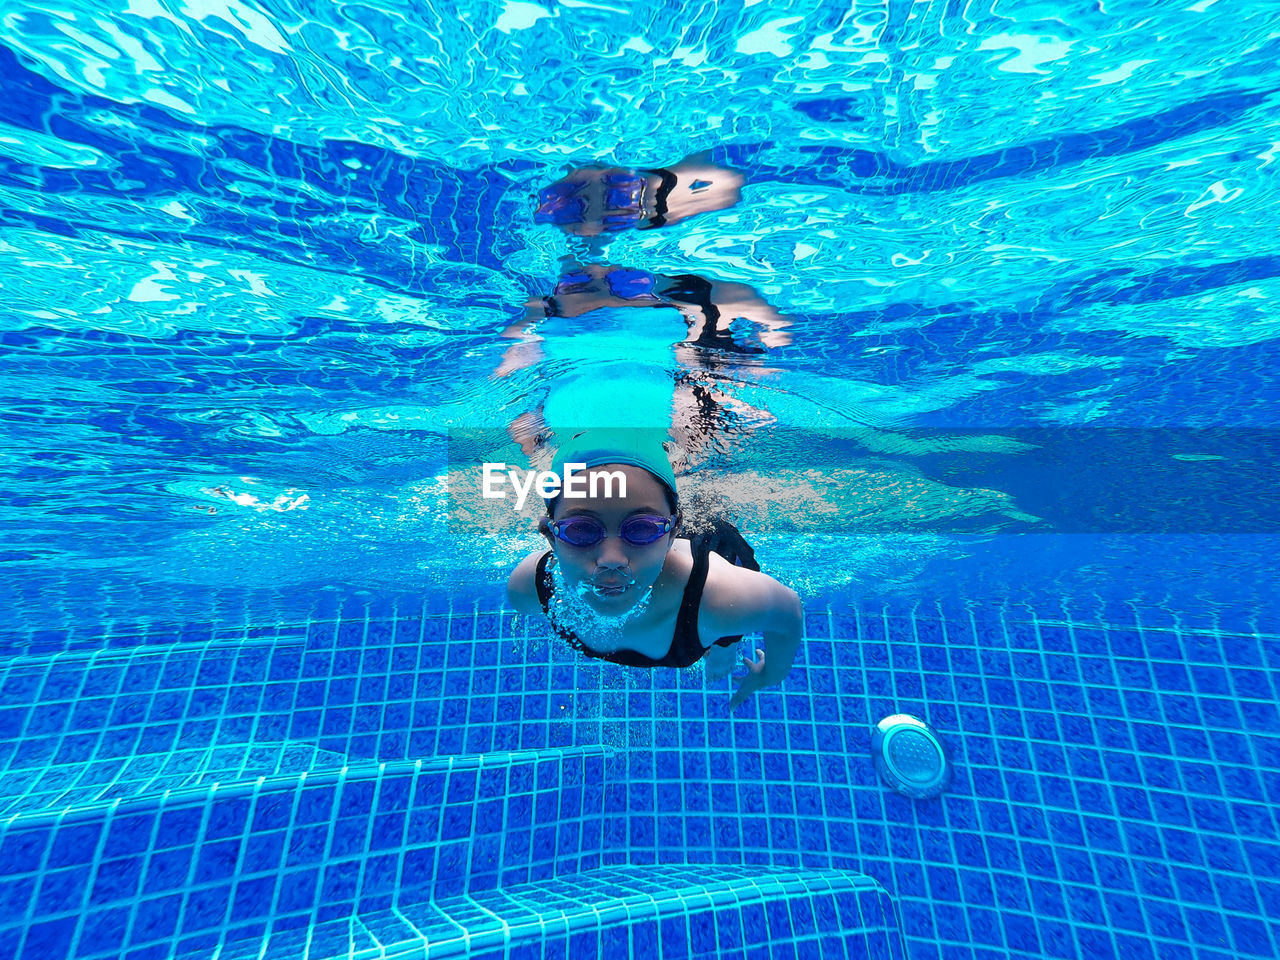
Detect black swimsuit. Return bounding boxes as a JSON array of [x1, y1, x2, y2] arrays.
[[534, 520, 759, 668]]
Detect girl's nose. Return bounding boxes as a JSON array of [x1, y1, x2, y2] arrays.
[[596, 535, 630, 567]]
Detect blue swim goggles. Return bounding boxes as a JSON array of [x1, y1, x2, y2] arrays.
[[547, 514, 677, 548], [533, 168, 677, 231], [553, 267, 657, 300], [538, 267, 660, 318], [535, 171, 647, 230]]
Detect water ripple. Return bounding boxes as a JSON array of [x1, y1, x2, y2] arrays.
[[3, 0, 1279, 634]]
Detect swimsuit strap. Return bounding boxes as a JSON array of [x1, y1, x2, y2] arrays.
[[659, 274, 766, 357], [672, 540, 710, 653], [638, 167, 679, 229], [660, 273, 722, 330], [535, 551, 588, 652], [534, 549, 555, 609]]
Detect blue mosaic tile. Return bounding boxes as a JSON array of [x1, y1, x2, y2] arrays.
[[5, 594, 1279, 959]]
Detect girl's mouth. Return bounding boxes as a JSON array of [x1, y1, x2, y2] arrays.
[[588, 572, 635, 598]]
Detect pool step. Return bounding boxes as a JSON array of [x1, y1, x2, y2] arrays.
[[0, 635, 311, 797], [0, 615, 486, 800], [0, 740, 348, 818], [175, 864, 903, 960], [3, 747, 617, 960]]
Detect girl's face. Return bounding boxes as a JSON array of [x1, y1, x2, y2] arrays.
[[542, 464, 678, 613]]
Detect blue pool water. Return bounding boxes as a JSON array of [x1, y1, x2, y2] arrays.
[[1, 2, 1278, 959]]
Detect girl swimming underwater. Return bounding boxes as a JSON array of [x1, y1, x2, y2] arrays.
[[506, 429, 803, 713]]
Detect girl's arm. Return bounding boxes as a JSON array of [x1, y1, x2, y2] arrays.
[[494, 305, 546, 378], [705, 565, 804, 710]]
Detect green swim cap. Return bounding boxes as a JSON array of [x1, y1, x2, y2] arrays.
[[546, 428, 678, 511]]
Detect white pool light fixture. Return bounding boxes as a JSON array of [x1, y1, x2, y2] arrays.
[[871, 714, 953, 799]]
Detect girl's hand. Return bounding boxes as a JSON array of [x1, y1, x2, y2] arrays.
[[728, 647, 767, 713]]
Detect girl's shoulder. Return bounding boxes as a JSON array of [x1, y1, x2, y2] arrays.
[[698, 552, 796, 637], [506, 549, 549, 614], [646, 538, 696, 611]]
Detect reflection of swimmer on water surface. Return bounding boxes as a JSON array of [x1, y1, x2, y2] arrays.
[[505, 429, 803, 713], [495, 263, 791, 465], [533, 154, 744, 237], [498, 261, 791, 363]]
